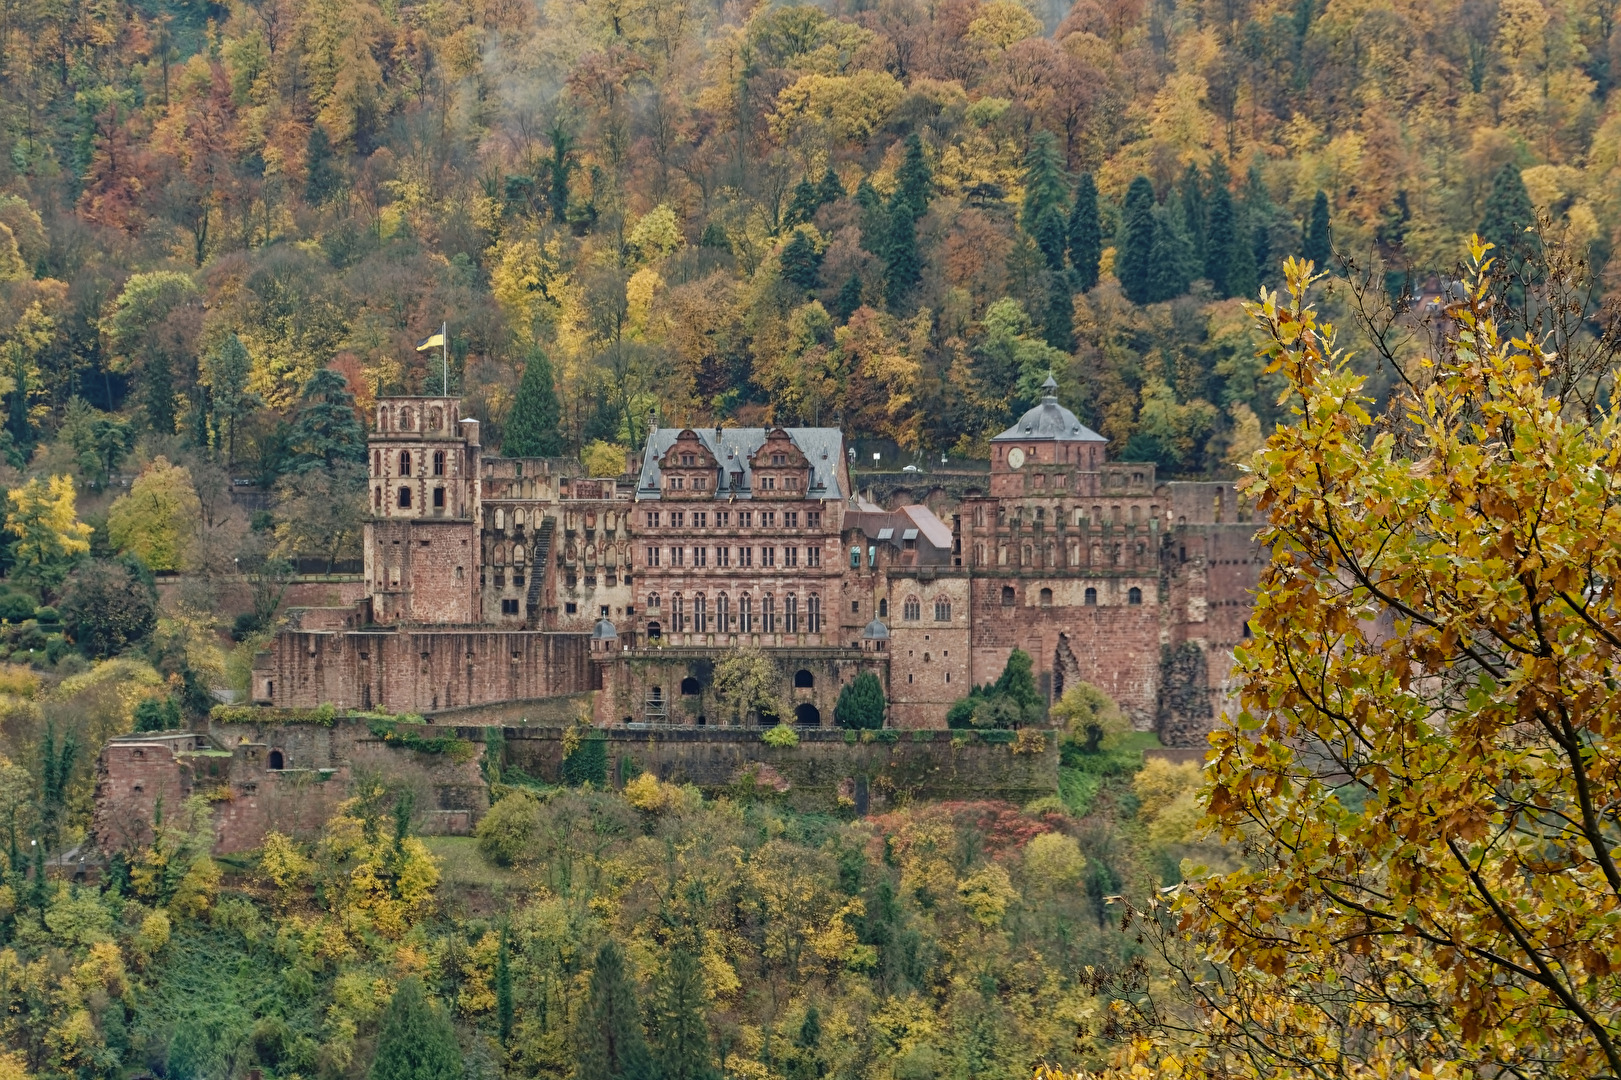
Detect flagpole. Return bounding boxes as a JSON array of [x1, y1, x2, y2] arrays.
[[442, 320, 448, 396]]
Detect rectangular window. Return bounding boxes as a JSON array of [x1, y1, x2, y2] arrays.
[[762, 547, 775, 567], [784, 547, 798, 568], [501, 598, 519, 615], [647, 511, 661, 528], [806, 511, 821, 528], [786, 476, 798, 489], [762, 596, 775, 633], [433, 451, 446, 476], [717, 546, 731, 567], [565, 602, 578, 614], [739, 511, 752, 528], [784, 595, 798, 633], [694, 512, 707, 528], [806, 546, 820, 567], [762, 511, 776, 528], [647, 546, 660, 567], [785, 511, 799, 528], [495, 571, 505, 588], [671, 511, 685, 528], [762, 476, 776, 490], [672, 596, 685, 631], [740, 547, 753, 567], [716, 511, 730, 527], [671, 547, 684, 566], [432, 487, 445, 508], [694, 546, 707, 567]]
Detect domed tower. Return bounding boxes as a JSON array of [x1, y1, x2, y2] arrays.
[[988, 375, 1108, 498]]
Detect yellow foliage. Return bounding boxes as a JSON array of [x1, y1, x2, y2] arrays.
[[957, 863, 1019, 927], [0, 666, 38, 699], [623, 772, 688, 813], [629, 205, 683, 263], [771, 70, 905, 146], [489, 234, 567, 344], [137, 910, 171, 954], [1023, 832, 1087, 889], [582, 440, 627, 478], [965, 0, 1042, 48], [73, 941, 127, 997], [5, 475, 91, 585], [1133, 758, 1200, 822], [1145, 790, 1202, 847], [0, 1050, 30, 1080], [260, 831, 314, 901], [106, 456, 201, 571], [169, 856, 222, 919]]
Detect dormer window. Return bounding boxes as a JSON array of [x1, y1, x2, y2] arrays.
[[681, 453, 696, 467], [771, 453, 786, 466]]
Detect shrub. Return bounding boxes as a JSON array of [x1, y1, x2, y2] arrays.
[[0, 594, 32, 623], [1022, 831, 1087, 889], [477, 790, 541, 866], [762, 723, 799, 748], [834, 671, 885, 729]]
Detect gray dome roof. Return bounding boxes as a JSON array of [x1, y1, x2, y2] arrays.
[[992, 376, 1106, 443], [861, 619, 890, 639], [591, 618, 619, 640]]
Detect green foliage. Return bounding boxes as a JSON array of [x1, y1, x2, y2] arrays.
[[1020, 131, 1069, 234], [211, 703, 337, 726], [650, 950, 717, 1080], [275, 368, 367, 477], [947, 650, 1044, 730], [563, 733, 609, 786], [1479, 162, 1540, 273], [58, 556, 156, 658], [370, 977, 464, 1080], [505, 347, 565, 457], [134, 694, 182, 732], [577, 941, 653, 1080], [1303, 189, 1332, 270], [1068, 174, 1101, 293], [477, 789, 541, 866], [762, 723, 800, 747], [367, 718, 476, 759], [1117, 177, 1156, 304], [780, 229, 824, 292], [834, 671, 886, 729]]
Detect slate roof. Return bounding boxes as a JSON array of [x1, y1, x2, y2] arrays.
[[636, 427, 846, 501], [992, 376, 1107, 444]]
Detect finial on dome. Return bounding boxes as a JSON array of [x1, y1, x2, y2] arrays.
[[1042, 373, 1058, 398]]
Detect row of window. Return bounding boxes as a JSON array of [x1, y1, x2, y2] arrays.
[[998, 585, 1142, 606], [898, 598, 953, 621], [645, 509, 822, 529], [649, 593, 822, 634], [377, 405, 446, 432], [975, 540, 1149, 567], [376, 485, 447, 510], [973, 504, 1159, 528], [376, 449, 449, 477], [645, 546, 822, 568]]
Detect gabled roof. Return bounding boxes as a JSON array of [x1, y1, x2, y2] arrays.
[[636, 427, 846, 501], [992, 377, 1107, 443]]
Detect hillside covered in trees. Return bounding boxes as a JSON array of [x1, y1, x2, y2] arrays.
[[0, 0, 1613, 484]]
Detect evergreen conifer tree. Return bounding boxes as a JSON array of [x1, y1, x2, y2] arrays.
[[1034, 204, 1068, 273], [1243, 163, 1275, 287], [1178, 163, 1207, 273], [577, 941, 653, 1080], [281, 368, 367, 475], [832, 274, 864, 322], [1252, 221, 1272, 289], [305, 125, 340, 206], [1205, 168, 1240, 297], [788, 1008, 827, 1080], [1147, 207, 1195, 303], [834, 671, 886, 729], [884, 214, 922, 308], [1303, 190, 1332, 269], [1043, 280, 1074, 352], [1117, 176, 1157, 304], [504, 348, 564, 457], [650, 950, 717, 1080], [497, 928, 515, 1046], [891, 134, 932, 222], [1020, 131, 1069, 234], [785, 177, 820, 228], [1478, 162, 1540, 272], [369, 978, 463, 1080], [1067, 174, 1101, 292], [816, 166, 845, 206], [779, 230, 823, 292]]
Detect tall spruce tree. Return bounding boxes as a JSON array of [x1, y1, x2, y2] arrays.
[[780, 230, 823, 292], [890, 134, 932, 222], [883, 140, 931, 309], [1243, 163, 1276, 287], [1303, 190, 1332, 269], [815, 166, 845, 206], [1043, 280, 1074, 351], [1020, 131, 1069, 234], [832, 274, 864, 321], [504, 348, 564, 457], [785, 177, 821, 228], [1068, 173, 1101, 292], [1034, 204, 1068, 273], [281, 368, 367, 474], [577, 941, 653, 1080], [650, 950, 717, 1080], [1147, 207, 1195, 303], [1178, 163, 1208, 273], [1205, 175, 1240, 298], [496, 928, 515, 1046], [304, 124, 340, 206], [369, 978, 463, 1080], [1478, 162, 1540, 271], [834, 670, 886, 729], [1117, 176, 1157, 304]]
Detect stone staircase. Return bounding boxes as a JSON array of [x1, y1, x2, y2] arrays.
[[525, 518, 555, 628]]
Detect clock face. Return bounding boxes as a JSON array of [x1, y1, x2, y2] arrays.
[[1007, 447, 1025, 470]]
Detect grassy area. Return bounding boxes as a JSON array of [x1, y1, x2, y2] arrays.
[[421, 836, 519, 888], [1058, 730, 1163, 817]]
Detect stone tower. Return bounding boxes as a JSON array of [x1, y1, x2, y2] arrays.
[[365, 396, 483, 624]]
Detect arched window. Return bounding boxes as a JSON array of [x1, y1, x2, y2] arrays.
[[762, 594, 776, 633], [784, 594, 798, 633], [850, 546, 861, 568], [399, 450, 412, 474], [1001, 586, 1015, 607], [934, 598, 951, 621], [647, 622, 662, 640], [378, 407, 389, 430], [1040, 588, 1053, 608], [433, 451, 446, 476], [513, 509, 524, 528], [647, 592, 660, 610], [400, 408, 414, 430], [717, 594, 730, 631], [514, 545, 525, 563], [398, 486, 412, 509], [903, 597, 921, 621], [494, 545, 506, 565], [430, 407, 443, 429], [1085, 587, 1097, 605], [495, 508, 505, 530], [739, 594, 753, 632], [1128, 587, 1143, 605], [268, 749, 284, 770], [681, 676, 701, 695], [794, 669, 814, 688], [373, 449, 381, 473], [878, 599, 888, 618], [806, 594, 820, 632], [672, 595, 685, 631], [694, 595, 707, 633]]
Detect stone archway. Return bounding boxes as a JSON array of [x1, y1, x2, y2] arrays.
[[794, 702, 822, 726]]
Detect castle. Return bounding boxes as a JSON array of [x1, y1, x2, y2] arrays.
[[249, 379, 1262, 742]]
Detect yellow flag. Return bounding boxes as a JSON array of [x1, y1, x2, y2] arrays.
[[415, 331, 445, 351]]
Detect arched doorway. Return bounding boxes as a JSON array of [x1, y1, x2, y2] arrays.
[[794, 703, 822, 726], [268, 749, 285, 770], [647, 621, 662, 641], [794, 669, 814, 688], [681, 676, 701, 695]]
